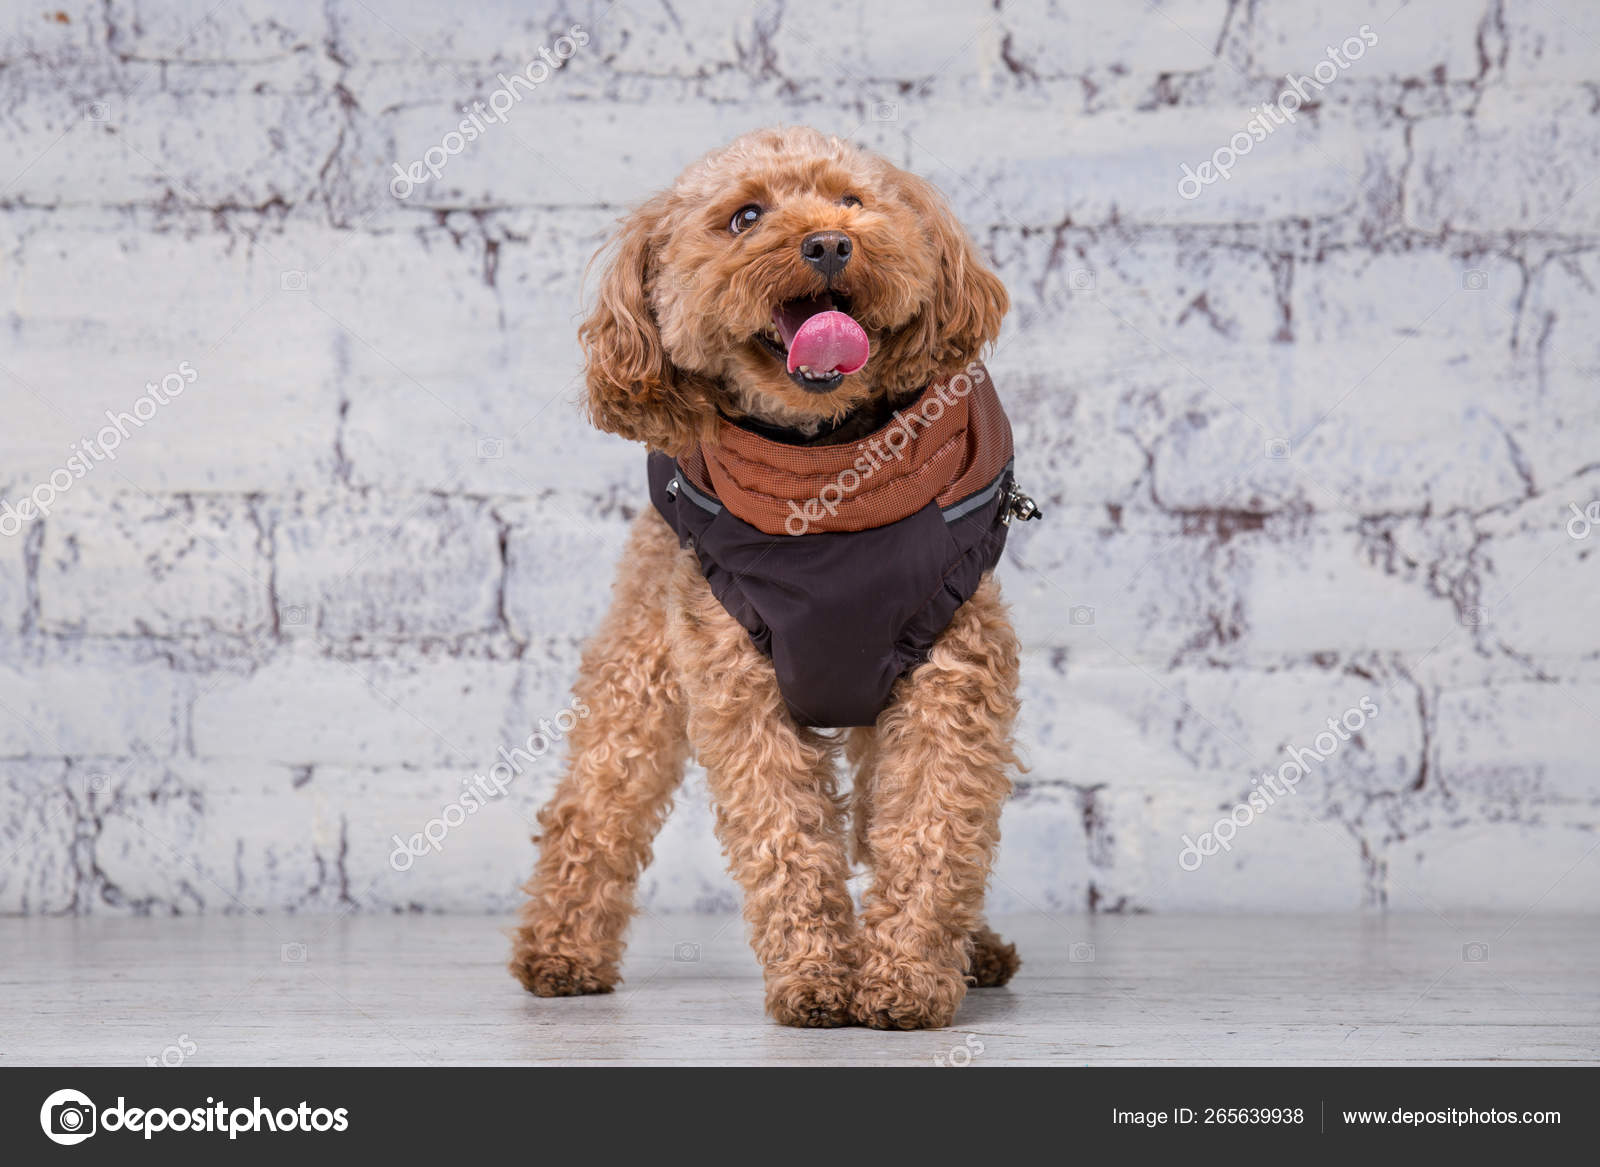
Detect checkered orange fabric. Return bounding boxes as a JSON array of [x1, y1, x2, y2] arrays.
[[680, 363, 1012, 535]]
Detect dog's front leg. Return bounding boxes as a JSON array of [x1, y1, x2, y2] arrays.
[[852, 577, 1020, 1029], [669, 566, 857, 1028], [510, 514, 689, 997]]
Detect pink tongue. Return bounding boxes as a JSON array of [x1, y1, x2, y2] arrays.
[[786, 310, 870, 376]]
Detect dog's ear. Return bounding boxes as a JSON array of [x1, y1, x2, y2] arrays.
[[876, 172, 1009, 393], [579, 196, 715, 454]]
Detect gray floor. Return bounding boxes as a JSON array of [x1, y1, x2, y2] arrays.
[[4, 912, 1597, 1065]]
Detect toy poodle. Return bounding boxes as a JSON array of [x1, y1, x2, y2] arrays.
[[509, 126, 1038, 1029]]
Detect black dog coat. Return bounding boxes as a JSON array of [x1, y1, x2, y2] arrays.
[[648, 365, 1035, 728]]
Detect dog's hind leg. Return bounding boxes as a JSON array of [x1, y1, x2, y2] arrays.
[[670, 563, 858, 1028], [851, 577, 1020, 1029], [966, 922, 1021, 987], [510, 513, 689, 997]]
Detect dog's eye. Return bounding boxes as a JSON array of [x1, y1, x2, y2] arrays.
[[729, 205, 762, 234], [840, 194, 862, 208]]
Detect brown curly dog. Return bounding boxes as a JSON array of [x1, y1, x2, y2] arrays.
[[510, 126, 1023, 1030]]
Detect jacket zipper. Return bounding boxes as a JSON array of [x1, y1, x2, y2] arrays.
[[1002, 481, 1043, 525]]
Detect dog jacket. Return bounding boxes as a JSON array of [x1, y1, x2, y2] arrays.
[[648, 363, 1038, 728]]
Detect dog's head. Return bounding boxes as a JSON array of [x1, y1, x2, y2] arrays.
[[580, 126, 1008, 452]]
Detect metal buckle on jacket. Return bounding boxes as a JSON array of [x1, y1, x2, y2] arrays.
[[1002, 481, 1043, 526], [665, 475, 679, 502]]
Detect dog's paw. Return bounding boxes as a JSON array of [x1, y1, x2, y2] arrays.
[[509, 949, 617, 998], [965, 926, 1020, 988], [852, 961, 965, 1030], [766, 970, 854, 1028]]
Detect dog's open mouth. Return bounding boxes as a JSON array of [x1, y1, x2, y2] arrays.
[[756, 292, 871, 392]]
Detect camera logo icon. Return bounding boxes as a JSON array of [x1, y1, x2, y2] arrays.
[[476, 437, 505, 460], [673, 941, 701, 963], [40, 1088, 97, 1145], [1265, 437, 1292, 461], [873, 101, 898, 121], [1462, 269, 1489, 291], [1068, 268, 1095, 293], [1460, 606, 1489, 627], [933, 1032, 986, 1067], [280, 270, 308, 292], [1068, 605, 1095, 626], [1069, 942, 1096, 963], [85, 102, 110, 122], [1462, 942, 1489, 963], [1567, 501, 1600, 540], [281, 941, 308, 963]]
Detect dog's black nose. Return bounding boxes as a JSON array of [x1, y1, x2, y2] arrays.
[[800, 230, 852, 280]]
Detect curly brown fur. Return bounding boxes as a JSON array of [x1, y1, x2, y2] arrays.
[[851, 723, 1020, 995], [967, 924, 1022, 988], [513, 127, 1022, 1029], [579, 126, 1006, 447], [666, 552, 859, 1026], [509, 515, 688, 997], [851, 579, 1020, 1028]]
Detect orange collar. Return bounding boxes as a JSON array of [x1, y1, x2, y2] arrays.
[[678, 363, 1012, 536]]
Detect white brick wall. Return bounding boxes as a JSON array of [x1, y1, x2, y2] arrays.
[[2, 0, 1597, 917]]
